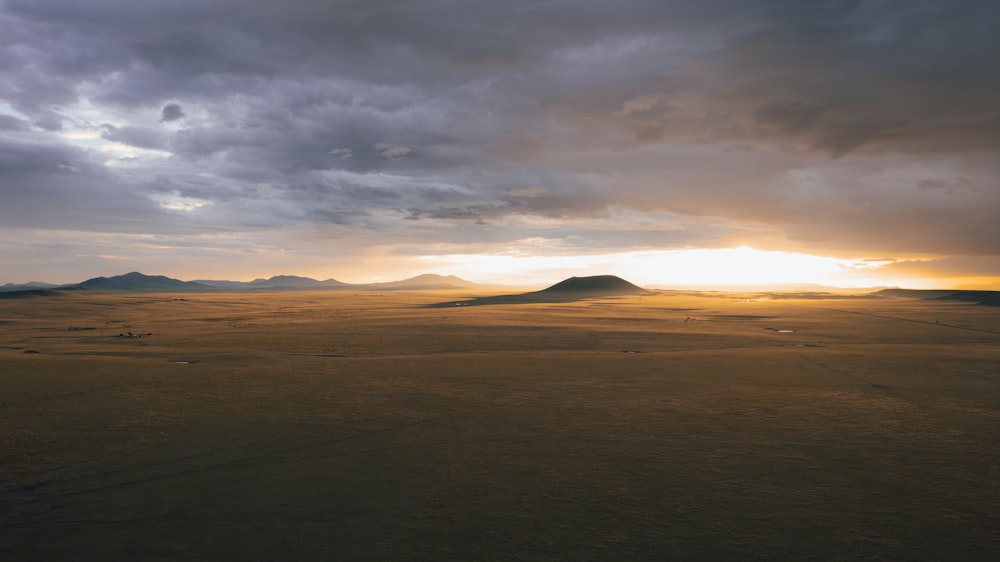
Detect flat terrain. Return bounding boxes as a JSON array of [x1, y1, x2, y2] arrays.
[[1, 290, 998, 560]]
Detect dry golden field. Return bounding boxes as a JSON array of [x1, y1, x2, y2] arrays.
[[1, 290, 998, 560]]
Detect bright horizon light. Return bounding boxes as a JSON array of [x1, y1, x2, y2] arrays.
[[414, 246, 911, 289]]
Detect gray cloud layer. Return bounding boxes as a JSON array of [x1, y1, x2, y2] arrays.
[[1, 0, 998, 281]]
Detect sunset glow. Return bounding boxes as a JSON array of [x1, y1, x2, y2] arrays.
[[413, 247, 911, 289]]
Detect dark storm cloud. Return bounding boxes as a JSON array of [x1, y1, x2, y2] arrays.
[[0, 138, 169, 231], [596, 1, 1000, 155], [725, 12, 1000, 156], [1, 0, 998, 274], [0, 136, 94, 175], [32, 112, 64, 132], [160, 103, 185, 122], [101, 124, 167, 150], [4, 1, 997, 153], [0, 114, 30, 131]]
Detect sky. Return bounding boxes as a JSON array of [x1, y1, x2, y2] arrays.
[[1, 0, 999, 289]]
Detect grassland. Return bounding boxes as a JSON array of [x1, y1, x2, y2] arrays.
[[1, 290, 998, 560]]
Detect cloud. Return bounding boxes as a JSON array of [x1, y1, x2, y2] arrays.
[[877, 256, 1000, 279], [753, 100, 823, 137], [101, 124, 168, 150], [33, 112, 64, 132], [160, 103, 186, 122], [0, 136, 94, 175], [373, 142, 411, 160], [0, 0, 998, 284], [0, 149, 166, 233], [507, 187, 546, 198], [0, 114, 30, 131]]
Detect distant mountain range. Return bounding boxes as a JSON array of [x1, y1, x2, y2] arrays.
[[0, 281, 60, 291], [192, 275, 348, 290], [2, 273, 998, 306], [0, 271, 486, 293]]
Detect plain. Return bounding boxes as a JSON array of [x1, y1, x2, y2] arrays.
[[1, 290, 998, 560]]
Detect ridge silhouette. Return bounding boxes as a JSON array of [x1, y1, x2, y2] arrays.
[[428, 275, 651, 307]]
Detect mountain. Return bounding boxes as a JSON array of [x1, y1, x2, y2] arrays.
[[73, 272, 210, 292], [0, 281, 62, 292], [1, 271, 492, 294], [428, 275, 651, 307], [247, 275, 346, 289], [363, 274, 480, 290], [190, 279, 254, 289], [539, 275, 648, 296], [194, 274, 469, 290], [199, 275, 349, 290]]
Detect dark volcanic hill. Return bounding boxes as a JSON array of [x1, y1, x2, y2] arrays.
[[74, 272, 209, 292], [540, 275, 647, 296], [429, 275, 650, 307]]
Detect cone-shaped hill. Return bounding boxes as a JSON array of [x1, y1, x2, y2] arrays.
[[540, 275, 647, 296], [428, 275, 652, 307]]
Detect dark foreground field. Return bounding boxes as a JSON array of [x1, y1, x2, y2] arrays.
[[1, 290, 998, 560]]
